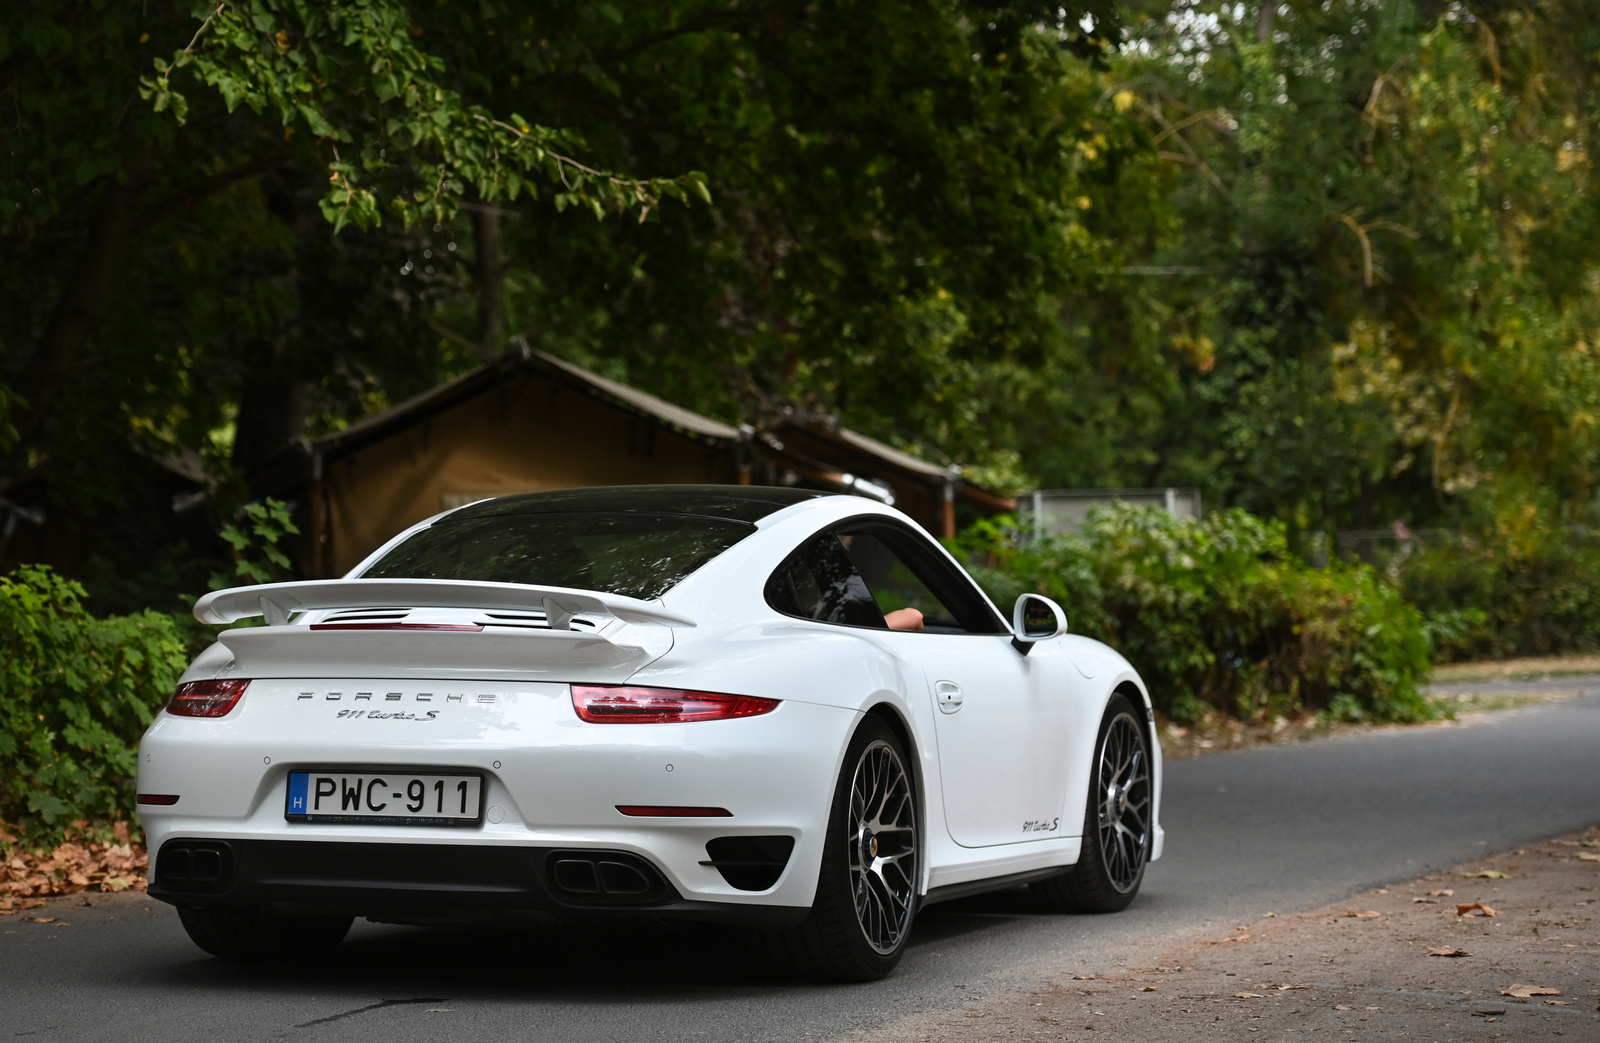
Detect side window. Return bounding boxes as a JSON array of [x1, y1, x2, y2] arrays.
[[765, 532, 887, 628], [836, 520, 1009, 635], [836, 531, 966, 633]]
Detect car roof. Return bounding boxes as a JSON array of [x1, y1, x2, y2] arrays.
[[445, 485, 827, 524]]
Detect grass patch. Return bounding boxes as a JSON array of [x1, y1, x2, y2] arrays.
[[1431, 654, 1600, 683]]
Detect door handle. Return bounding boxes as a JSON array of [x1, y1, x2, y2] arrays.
[[935, 680, 963, 714]]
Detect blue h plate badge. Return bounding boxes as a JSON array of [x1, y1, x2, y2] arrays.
[[287, 772, 310, 814]]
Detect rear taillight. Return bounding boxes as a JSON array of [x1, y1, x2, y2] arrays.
[[571, 685, 779, 724], [166, 679, 249, 718]]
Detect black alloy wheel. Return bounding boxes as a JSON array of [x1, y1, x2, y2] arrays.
[[756, 715, 919, 980], [847, 734, 920, 954], [1031, 692, 1153, 913]]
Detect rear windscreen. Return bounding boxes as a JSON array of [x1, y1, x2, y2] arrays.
[[362, 512, 755, 600]]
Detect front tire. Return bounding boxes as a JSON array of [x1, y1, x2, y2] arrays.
[[758, 716, 919, 981], [177, 905, 352, 961], [1032, 693, 1152, 913]]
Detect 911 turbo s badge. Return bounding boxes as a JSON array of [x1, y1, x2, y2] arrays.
[[335, 708, 439, 721]]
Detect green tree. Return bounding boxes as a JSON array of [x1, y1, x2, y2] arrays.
[[1050, 0, 1600, 539], [2, 1, 1123, 607]]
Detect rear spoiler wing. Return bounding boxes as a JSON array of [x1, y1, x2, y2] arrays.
[[192, 579, 695, 629]]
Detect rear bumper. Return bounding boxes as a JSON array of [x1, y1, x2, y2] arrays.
[[147, 837, 809, 929]]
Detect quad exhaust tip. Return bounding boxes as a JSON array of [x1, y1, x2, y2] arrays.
[[544, 850, 672, 906], [155, 840, 234, 893]]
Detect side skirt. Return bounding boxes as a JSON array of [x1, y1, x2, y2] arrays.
[[919, 865, 1072, 908]]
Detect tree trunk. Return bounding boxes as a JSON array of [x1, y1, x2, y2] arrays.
[[232, 352, 312, 475], [14, 182, 138, 441], [472, 204, 506, 359]]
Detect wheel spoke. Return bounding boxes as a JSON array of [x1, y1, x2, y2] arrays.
[[847, 738, 917, 954], [1094, 713, 1151, 893]]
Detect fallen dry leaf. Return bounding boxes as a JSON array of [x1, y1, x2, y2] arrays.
[[1545, 1000, 1571, 1006], [1342, 910, 1380, 918], [26, 916, 57, 923], [1233, 993, 1262, 999], [1427, 946, 1470, 957], [1275, 984, 1314, 990], [1457, 903, 1497, 917], [1552, 840, 1580, 847], [1411, 897, 1437, 903], [0, 833, 148, 900], [1501, 984, 1561, 998], [1427, 889, 1455, 897], [1140, 987, 1157, 992], [1333, 1005, 1354, 1011], [1576, 853, 1600, 862], [1463, 870, 1510, 879]]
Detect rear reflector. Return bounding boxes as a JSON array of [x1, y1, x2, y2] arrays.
[[616, 805, 733, 818], [137, 794, 180, 805], [166, 679, 249, 718], [571, 685, 779, 724]]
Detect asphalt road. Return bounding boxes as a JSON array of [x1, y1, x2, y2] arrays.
[[7, 688, 1600, 1043]]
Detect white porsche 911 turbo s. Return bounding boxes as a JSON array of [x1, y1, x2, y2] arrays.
[[138, 486, 1162, 980]]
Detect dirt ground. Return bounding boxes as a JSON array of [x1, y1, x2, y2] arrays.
[[851, 827, 1600, 1041]]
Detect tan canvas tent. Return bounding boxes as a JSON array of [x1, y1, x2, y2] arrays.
[[300, 348, 743, 575], [253, 345, 1016, 577]]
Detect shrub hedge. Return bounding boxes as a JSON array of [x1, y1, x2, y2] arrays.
[[1395, 529, 1600, 662], [0, 566, 188, 843], [953, 505, 1433, 724]]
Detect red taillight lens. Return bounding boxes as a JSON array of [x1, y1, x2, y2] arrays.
[[166, 679, 249, 718], [571, 685, 779, 724]]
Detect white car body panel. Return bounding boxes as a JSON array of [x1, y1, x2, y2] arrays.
[[139, 488, 1163, 926], [140, 679, 849, 909]]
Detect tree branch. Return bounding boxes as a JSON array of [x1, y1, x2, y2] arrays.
[[136, 151, 290, 229], [595, 4, 768, 68]]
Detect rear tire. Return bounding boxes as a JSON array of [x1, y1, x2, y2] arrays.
[[756, 716, 919, 981], [1031, 693, 1152, 913], [177, 905, 352, 961]]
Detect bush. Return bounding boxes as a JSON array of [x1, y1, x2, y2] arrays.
[[954, 505, 1433, 724], [0, 565, 188, 843], [1396, 530, 1600, 662]]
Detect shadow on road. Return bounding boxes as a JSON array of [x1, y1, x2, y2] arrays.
[[126, 887, 1059, 1004]]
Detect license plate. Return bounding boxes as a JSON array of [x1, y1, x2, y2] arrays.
[[286, 770, 483, 826]]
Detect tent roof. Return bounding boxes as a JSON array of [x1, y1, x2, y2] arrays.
[[314, 346, 739, 458]]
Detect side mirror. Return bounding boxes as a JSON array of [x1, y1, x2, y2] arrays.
[[1011, 593, 1067, 656]]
